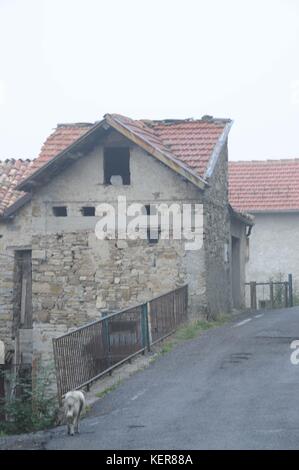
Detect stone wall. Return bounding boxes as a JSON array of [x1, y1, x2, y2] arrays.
[[30, 229, 205, 366], [203, 143, 232, 318], [31, 230, 203, 324], [0, 203, 32, 353], [0, 250, 14, 352]]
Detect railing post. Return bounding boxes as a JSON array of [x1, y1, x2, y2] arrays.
[[173, 291, 177, 326], [103, 318, 111, 368], [284, 282, 289, 308], [185, 284, 188, 319], [141, 303, 150, 352], [52, 337, 62, 406], [270, 282, 274, 309], [250, 282, 257, 310], [288, 274, 293, 307], [147, 301, 152, 349]]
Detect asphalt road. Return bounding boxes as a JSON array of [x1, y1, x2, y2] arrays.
[[46, 307, 299, 450]]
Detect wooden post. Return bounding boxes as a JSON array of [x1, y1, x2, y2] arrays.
[[270, 282, 274, 309], [284, 282, 289, 308], [250, 282, 257, 310], [288, 274, 293, 307]]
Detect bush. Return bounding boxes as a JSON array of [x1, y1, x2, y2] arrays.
[[0, 362, 59, 435]]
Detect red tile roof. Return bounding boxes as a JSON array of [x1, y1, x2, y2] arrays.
[[144, 119, 227, 176], [0, 159, 35, 216], [0, 115, 230, 216], [107, 114, 228, 177], [29, 123, 93, 175], [229, 159, 299, 212], [0, 124, 93, 216]]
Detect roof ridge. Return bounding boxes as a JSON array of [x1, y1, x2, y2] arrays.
[[56, 122, 94, 128], [108, 113, 231, 126], [141, 116, 231, 126], [0, 158, 34, 164], [230, 158, 299, 164]]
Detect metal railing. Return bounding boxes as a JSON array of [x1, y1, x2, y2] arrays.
[[149, 285, 188, 344], [53, 284, 188, 399]]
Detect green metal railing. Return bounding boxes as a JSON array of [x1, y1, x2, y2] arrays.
[[53, 284, 188, 399]]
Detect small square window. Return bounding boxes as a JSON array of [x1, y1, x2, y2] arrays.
[[53, 206, 67, 217], [81, 206, 95, 217]]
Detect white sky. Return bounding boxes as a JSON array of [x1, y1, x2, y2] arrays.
[[0, 0, 299, 162]]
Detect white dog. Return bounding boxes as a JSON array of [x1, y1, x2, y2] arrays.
[[64, 390, 86, 436]]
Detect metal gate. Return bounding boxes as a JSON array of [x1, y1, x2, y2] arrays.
[[245, 274, 293, 310]]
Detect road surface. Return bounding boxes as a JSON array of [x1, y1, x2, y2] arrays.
[[46, 307, 299, 450]]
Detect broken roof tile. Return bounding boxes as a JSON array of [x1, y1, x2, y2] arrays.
[[0, 115, 229, 216]]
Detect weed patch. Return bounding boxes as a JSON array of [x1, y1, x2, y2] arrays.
[[156, 315, 230, 356], [95, 379, 122, 399]]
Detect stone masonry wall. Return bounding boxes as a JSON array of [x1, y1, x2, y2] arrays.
[[31, 230, 205, 366], [203, 142, 232, 318], [0, 250, 14, 352], [0, 204, 32, 354]]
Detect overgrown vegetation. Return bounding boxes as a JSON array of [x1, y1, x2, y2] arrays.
[[268, 272, 289, 308], [160, 315, 229, 355], [0, 362, 59, 435], [269, 272, 282, 307], [95, 379, 122, 399]]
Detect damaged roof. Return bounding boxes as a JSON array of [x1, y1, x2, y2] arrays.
[[0, 114, 232, 217], [229, 159, 299, 212], [105, 114, 231, 179], [0, 159, 35, 216]]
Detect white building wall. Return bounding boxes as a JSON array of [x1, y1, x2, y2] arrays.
[[246, 212, 299, 301]]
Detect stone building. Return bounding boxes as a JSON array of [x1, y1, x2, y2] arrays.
[[229, 159, 299, 304], [0, 113, 252, 371]]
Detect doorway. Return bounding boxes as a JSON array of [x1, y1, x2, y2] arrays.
[[231, 236, 241, 308]]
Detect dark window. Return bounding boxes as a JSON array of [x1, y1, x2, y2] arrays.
[[104, 147, 130, 185], [81, 206, 95, 217], [53, 206, 67, 217], [14, 250, 32, 330], [147, 228, 160, 244], [145, 204, 160, 244]]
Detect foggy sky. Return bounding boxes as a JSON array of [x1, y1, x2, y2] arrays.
[[0, 0, 299, 162]]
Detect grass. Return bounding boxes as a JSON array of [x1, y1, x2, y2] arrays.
[[82, 404, 91, 417], [95, 379, 123, 399], [159, 314, 230, 355]]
